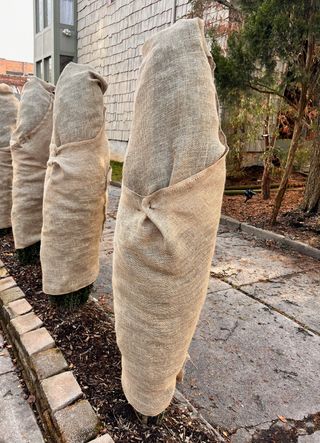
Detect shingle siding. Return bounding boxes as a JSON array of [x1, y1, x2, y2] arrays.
[[77, 0, 189, 160]]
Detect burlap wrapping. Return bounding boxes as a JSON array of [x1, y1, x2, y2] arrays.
[[0, 84, 19, 229], [113, 18, 228, 416], [41, 63, 109, 295], [10, 77, 55, 249]]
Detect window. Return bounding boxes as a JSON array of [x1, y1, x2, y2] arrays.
[[44, 57, 52, 83], [36, 0, 51, 30], [36, 60, 43, 79], [60, 0, 74, 25], [36, 0, 44, 33], [60, 55, 73, 74], [44, 0, 52, 27]]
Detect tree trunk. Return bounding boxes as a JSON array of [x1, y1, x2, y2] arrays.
[[302, 116, 320, 213], [270, 118, 304, 224], [261, 88, 284, 200], [270, 29, 315, 224], [262, 132, 272, 200]]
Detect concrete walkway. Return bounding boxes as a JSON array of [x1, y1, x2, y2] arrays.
[[182, 226, 320, 442], [95, 185, 320, 443], [0, 329, 45, 443]]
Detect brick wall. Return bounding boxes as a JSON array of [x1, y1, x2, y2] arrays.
[[77, 0, 189, 160], [0, 59, 33, 76]]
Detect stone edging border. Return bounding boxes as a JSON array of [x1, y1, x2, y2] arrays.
[[220, 215, 320, 261], [0, 264, 114, 443]]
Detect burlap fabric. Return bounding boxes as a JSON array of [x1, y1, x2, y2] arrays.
[[41, 63, 109, 295], [113, 18, 228, 416], [0, 84, 19, 229], [10, 77, 55, 249]]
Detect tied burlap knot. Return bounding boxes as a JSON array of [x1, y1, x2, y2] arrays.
[[113, 18, 228, 416], [41, 63, 110, 296], [10, 77, 55, 249]]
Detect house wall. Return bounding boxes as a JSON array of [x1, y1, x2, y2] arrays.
[[77, 0, 190, 161]]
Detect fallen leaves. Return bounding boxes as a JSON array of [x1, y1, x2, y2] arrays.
[[278, 415, 287, 423]]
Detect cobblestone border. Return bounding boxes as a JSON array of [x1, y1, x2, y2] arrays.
[[0, 262, 114, 443], [220, 215, 320, 260]]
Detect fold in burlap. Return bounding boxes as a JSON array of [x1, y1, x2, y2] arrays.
[[41, 63, 109, 295], [113, 18, 227, 416], [0, 84, 19, 229], [10, 78, 55, 249]]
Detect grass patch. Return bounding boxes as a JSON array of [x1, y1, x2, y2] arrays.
[[110, 160, 123, 183]]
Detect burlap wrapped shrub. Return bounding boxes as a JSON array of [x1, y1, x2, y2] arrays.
[[0, 84, 19, 233], [113, 18, 228, 417], [41, 63, 109, 308], [10, 77, 55, 263]]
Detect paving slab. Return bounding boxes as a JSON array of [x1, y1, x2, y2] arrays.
[[93, 217, 115, 303], [89, 434, 115, 443], [179, 288, 320, 431], [92, 186, 120, 309], [0, 331, 45, 443], [0, 266, 9, 278], [21, 327, 55, 356], [7, 299, 33, 319], [41, 371, 82, 412], [11, 312, 43, 336], [0, 286, 25, 306], [0, 347, 14, 375], [0, 276, 16, 293], [241, 270, 320, 334], [208, 277, 233, 293], [31, 347, 68, 380], [54, 400, 99, 443], [299, 432, 320, 442], [211, 234, 320, 287]]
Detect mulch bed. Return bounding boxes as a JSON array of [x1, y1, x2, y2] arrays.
[[222, 189, 320, 249], [0, 233, 221, 443], [223, 167, 319, 249]]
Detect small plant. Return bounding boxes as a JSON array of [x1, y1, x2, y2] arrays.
[[16, 241, 41, 265], [48, 284, 92, 311]]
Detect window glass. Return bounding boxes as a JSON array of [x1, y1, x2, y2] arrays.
[[36, 60, 43, 79], [60, 0, 74, 25], [60, 55, 73, 74], [44, 57, 52, 83], [36, 0, 44, 32], [44, 0, 52, 27]]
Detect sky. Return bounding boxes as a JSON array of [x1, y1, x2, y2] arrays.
[[0, 0, 34, 62]]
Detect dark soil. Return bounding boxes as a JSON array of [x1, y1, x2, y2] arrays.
[[251, 411, 320, 443], [0, 234, 222, 443], [222, 189, 320, 249]]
